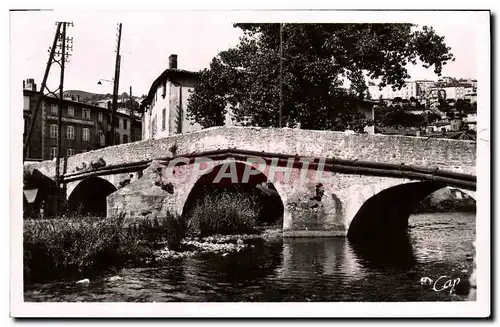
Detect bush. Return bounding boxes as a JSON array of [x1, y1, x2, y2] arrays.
[[127, 213, 186, 251], [186, 190, 260, 237], [23, 214, 153, 283]]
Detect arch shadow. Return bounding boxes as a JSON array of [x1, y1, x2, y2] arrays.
[[181, 161, 285, 229], [347, 181, 448, 243], [23, 168, 60, 218], [347, 182, 477, 268], [67, 177, 117, 216]]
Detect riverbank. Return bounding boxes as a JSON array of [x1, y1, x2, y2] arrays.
[[23, 214, 281, 284], [24, 212, 476, 303], [415, 187, 476, 213]]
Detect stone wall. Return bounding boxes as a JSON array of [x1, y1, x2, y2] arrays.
[[24, 126, 477, 180], [24, 127, 476, 235]]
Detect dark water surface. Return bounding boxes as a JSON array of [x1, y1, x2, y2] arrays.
[[24, 212, 475, 302]]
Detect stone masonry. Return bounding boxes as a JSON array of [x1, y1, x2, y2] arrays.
[[24, 126, 476, 236]]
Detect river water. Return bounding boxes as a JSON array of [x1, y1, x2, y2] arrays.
[[24, 212, 475, 302]]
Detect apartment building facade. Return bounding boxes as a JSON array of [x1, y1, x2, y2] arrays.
[[23, 79, 141, 161], [368, 81, 420, 100]]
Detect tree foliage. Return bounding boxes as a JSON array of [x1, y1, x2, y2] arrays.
[[187, 23, 454, 131], [375, 103, 428, 128]]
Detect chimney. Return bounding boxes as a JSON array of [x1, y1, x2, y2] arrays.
[[77, 95, 80, 102], [23, 78, 37, 91], [169, 54, 178, 69]]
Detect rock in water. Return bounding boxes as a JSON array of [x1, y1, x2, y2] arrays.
[[236, 239, 244, 245], [76, 278, 90, 284], [107, 276, 122, 282], [420, 277, 433, 286]]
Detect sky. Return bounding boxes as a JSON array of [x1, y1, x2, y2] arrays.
[[11, 10, 484, 97]]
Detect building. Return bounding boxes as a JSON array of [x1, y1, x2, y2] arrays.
[[23, 79, 141, 161], [414, 80, 436, 98], [465, 92, 477, 104], [141, 54, 377, 139], [465, 113, 477, 131], [368, 81, 420, 101], [141, 54, 203, 140], [445, 86, 467, 100]]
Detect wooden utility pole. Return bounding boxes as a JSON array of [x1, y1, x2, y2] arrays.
[[23, 23, 63, 161], [110, 23, 122, 146], [279, 23, 283, 128], [55, 22, 67, 199]]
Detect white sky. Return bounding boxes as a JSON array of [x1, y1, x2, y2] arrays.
[[11, 10, 482, 97]]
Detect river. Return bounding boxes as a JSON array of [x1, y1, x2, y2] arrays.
[[24, 212, 475, 302]]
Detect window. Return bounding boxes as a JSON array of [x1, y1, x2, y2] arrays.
[[24, 118, 30, 135], [124, 119, 128, 130], [123, 134, 128, 144], [162, 108, 166, 131], [51, 104, 58, 115], [99, 131, 105, 146], [115, 132, 120, 144], [67, 106, 74, 117], [152, 116, 157, 138], [67, 148, 76, 156], [98, 112, 103, 122], [23, 96, 30, 111], [67, 125, 74, 139], [82, 108, 91, 120], [115, 118, 119, 128], [83, 128, 90, 141], [50, 147, 57, 159], [162, 82, 166, 98], [50, 124, 58, 138]]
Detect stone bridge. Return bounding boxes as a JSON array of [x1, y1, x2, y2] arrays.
[[23, 126, 476, 239]]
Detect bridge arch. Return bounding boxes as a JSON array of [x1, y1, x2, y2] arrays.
[[180, 159, 286, 229], [67, 177, 117, 216], [23, 168, 60, 218], [347, 181, 476, 243]]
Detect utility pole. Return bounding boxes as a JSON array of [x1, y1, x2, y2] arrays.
[[22, 21, 72, 216], [23, 22, 72, 161], [279, 23, 283, 128], [54, 22, 73, 215], [110, 23, 122, 146], [129, 85, 132, 116]]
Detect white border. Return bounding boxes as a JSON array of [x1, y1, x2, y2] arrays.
[[8, 9, 491, 318]]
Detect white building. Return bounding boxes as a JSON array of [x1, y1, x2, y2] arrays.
[[141, 55, 202, 140], [368, 81, 420, 100], [429, 86, 469, 100], [141, 54, 237, 140]]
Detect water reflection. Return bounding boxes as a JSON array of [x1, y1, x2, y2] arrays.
[[184, 240, 284, 285], [349, 232, 417, 270], [24, 213, 476, 302]]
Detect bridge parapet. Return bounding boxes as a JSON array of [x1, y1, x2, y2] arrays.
[[24, 126, 476, 180]]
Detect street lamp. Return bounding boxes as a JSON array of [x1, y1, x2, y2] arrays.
[[97, 78, 114, 85], [97, 78, 116, 146]]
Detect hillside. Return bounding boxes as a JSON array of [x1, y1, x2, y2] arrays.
[[64, 90, 140, 103], [64, 90, 108, 102]]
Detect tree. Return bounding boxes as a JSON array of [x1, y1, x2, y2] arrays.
[[455, 99, 473, 113], [382, 110, 425, 128], [425, 112, 441, 124], [187, 23, 454, 131]]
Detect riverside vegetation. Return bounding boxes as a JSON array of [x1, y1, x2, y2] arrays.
[[23, 187, 474, 283], [23, 191, 266, 283]]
